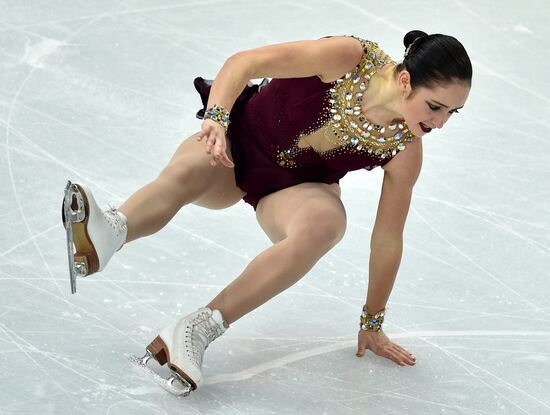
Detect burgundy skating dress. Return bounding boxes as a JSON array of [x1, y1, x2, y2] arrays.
[[194, 36, 416, 210]]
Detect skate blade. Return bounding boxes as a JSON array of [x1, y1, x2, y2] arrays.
[[62, 180, 92, 294], [128, 352, 192, 397]]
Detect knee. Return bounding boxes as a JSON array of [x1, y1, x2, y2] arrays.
[[314, 214, 347, 246], [291, 207, 347, 252]]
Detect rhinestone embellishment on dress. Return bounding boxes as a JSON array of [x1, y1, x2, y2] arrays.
[[276, 36, 416, 168]]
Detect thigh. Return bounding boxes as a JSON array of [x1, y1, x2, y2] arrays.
[[255, 182, 346, 244], [164, 132, 246, 209]]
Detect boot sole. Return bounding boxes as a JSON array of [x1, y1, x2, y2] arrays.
[[147, 335, 198, 390], [61, 183, 99, 275]]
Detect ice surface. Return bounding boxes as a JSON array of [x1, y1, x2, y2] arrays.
[[1, 0, 549, 414]]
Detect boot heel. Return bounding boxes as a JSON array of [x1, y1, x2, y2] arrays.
[[71, 206, 100, 275], [147, 336, 170, 366]]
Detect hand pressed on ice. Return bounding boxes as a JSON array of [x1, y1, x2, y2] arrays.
[[197, 119, 234, 168], [356, 329, 416, 366]]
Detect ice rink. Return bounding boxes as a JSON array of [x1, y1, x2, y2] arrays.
[[1, 0, 549, 414]]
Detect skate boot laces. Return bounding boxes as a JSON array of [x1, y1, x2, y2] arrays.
[[105, 204, 127, 238], [185, 310, 226, 367]]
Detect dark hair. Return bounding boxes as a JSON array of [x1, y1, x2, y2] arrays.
[[395, 30, 472, 90]]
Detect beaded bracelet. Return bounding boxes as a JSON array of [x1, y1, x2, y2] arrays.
[[204, 104, 231, 133], [359, 305, 385, 332]]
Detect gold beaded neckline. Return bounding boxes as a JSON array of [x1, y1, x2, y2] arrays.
[[324, 38, 415, 158], [276, 37, 416, 169]]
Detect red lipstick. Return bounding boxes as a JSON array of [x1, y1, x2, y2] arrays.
[[420, 122, 432, 133]]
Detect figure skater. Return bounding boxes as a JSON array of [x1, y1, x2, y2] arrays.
[[62, 30, 472, 396]]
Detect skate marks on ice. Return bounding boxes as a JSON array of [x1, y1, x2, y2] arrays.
[[203, 330, 550, 386], [2, 3, 130, 303], [204, 340, 350, 386], [21, 37, 68, 69], [417, 335, 550, 413], [0, 0, 548, 413]]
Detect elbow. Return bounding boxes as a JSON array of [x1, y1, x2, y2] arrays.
[[370, 241, 403, 261], [226, 52, 256, 80], [370, 241, 403, 253], [370, 233, 403, 252]]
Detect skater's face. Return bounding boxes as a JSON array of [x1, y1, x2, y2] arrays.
[[399, 75, 470, 137]]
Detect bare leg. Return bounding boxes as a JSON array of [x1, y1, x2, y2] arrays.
[[127, 185, 344, 392], [207, 183, 346, 324], [117, 132, 245, 243]]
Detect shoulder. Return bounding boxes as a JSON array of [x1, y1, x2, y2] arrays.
[[351, 36, 394, 69], [321, 35, 385, 56], [242, 35, 368, 81], [318, 36, 393, 83], [381, 137, 423, 188], [315, 36, 364, 82]]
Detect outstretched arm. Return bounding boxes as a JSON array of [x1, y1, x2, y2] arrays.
[[356, 137, 423, 366], [198, 36, 364, 166]]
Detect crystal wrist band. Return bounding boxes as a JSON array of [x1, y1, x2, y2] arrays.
[[359, 306, 385, 332], [204, 104, 231, 132]]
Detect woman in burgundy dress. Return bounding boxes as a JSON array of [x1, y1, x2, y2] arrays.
[[62, 30, 472, 395]]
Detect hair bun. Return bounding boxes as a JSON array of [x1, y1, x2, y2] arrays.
[[403, 30, 428, 48]]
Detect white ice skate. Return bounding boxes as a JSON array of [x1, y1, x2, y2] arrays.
[[62, 181, 128, 294], [129, 307, 228, 397]]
